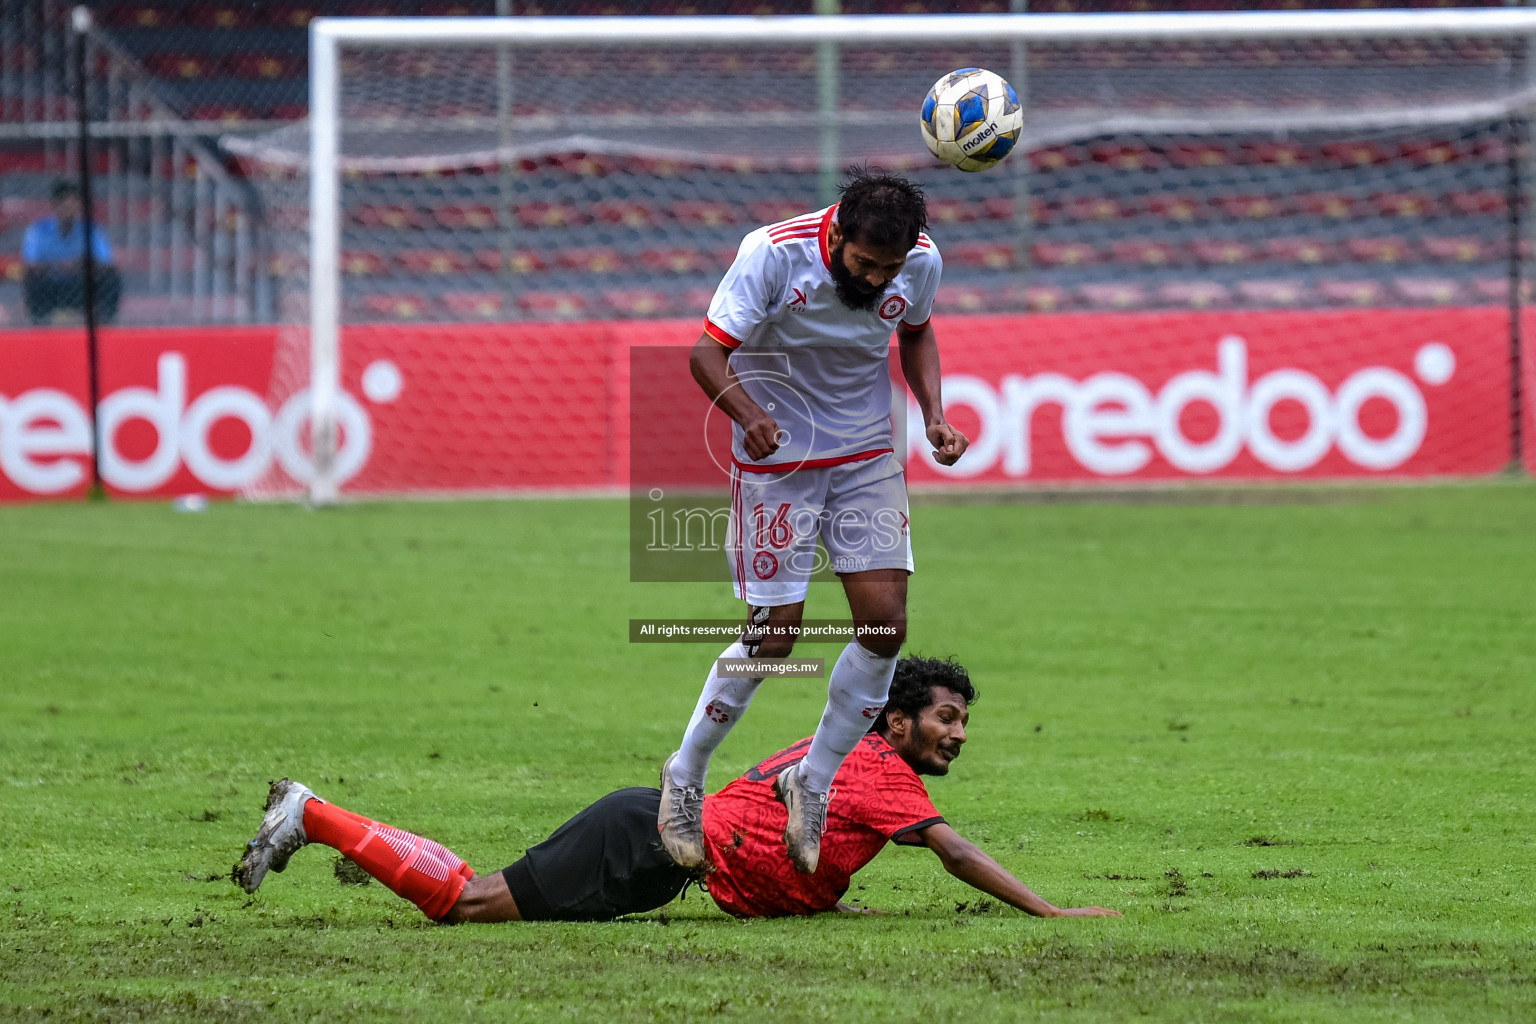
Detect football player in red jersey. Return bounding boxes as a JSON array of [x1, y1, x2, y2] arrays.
[[234, 656, 1119, 922]]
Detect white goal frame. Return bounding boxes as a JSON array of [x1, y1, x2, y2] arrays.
[[306, 8, 1536, 503]]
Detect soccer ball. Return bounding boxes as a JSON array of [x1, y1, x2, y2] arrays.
[[919, 68, 1023, 173]]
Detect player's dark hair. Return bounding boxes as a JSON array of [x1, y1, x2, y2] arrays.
[[837, 165, 928, 252], [873, 655, 977, 734], [50, 178, 80, 202]]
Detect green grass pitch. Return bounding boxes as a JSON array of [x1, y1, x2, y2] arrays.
[[2, 484, 1533, 1022]]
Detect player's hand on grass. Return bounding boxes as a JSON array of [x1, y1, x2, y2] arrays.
[[742, 411, 782, 461], [1053, 906, 1122, 918], [927, 421, 969, 466]]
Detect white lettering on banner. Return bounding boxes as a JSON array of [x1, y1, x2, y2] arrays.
[[910, 338, 1451, 478], [0, 389, 93, 494], [0, 353, 401, 495]]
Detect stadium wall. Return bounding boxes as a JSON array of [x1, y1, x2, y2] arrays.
[[0, 310, 1530, 502]]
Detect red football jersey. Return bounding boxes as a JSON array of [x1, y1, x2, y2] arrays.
[[701, 732, 945, 917]]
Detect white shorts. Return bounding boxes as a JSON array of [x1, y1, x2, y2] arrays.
[[725, 451, 913, 606]]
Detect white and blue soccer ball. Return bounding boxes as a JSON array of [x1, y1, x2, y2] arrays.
[[919, 67, 1023, 173]]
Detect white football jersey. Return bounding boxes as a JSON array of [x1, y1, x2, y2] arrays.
[[704, 204, 942, 471]]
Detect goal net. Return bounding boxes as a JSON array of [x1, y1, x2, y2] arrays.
[[224, 11, 1534, 502]]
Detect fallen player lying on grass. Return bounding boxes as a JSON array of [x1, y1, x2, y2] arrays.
[[233, 655, 1119, 922]]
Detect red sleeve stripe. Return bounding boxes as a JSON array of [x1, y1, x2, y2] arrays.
[[704, 319, 742, 349], [770, 214, 821, 232], [769, 222, 821, 240], [900, 316, 930, 331], [770, 230, 819, 245]]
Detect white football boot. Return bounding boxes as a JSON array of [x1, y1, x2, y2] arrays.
[[774, 762, 829, 875], [233, 778, 316, 894], [657, 753, 706, 869]]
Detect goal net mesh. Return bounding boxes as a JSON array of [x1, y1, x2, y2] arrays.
[[222, 26, 1529, 497]]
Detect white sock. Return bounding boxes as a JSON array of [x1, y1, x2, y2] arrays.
[[670, 642, 763, 789], [800, 642, 898, 795]]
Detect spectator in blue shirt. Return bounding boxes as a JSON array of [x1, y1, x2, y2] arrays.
[[22, 179, 121, 325]]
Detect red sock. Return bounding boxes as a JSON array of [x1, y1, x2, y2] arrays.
[[302, 799, 472, 921]]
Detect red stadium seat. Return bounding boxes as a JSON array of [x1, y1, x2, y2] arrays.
[[1444, 190, 1506, 216], [0, 254, 23, 282], [1321, 141, 1396, 167], [269, 253, 307, 278], [353, 204, 428, 231], [395, 249, 468, 275], [472, 248, 546, 273], [1166, 143, 1231, 168], [1470, 277, 1529, 303], [927, 198, 978, 225], [1061, 196, 1127, 222], [1422, 237, 1495, 263], [106, 6, 182, 29], [671, 201, 739, 226], [750, 200, 815, 225], [639, 248, 708, 274], [441, 291, 505, 318], [1030, 147, 1085, 172], [1297, 193, 1357, 219], [271, 103, 308, 121], [187, 104, 253, 125], [1236, 279, 1305, 306], [947, 242, 1014, 270], [1344, 237, 1413, 263], [1213, 194, 1286, 220], [359, 294, 429, 320], [341, 251, 387, 277], [936, 285, 994, 314], [1108, 239, 1179, 267], [602, 289, 672, 317], [1089, 143, 1158, 172], [1158, 280, 1231, 309], [186, 5, 253, 29], [515, 291, 590, 320], [1244, 141, 1309, 167], [1019, 284, 1070, 312], [1029, 241, 1099, 268], [1369, 192, 1437, 218], [1401, 139, 1468, 166], [553, 248, 625, 273], [1143, 195, 1204, 222], [1318, 279, 1385, 306], [1393, 277, 1464, 305], [1264, 237, 1339, 266], [144, 54, 212, 80], [265, 5, 318, 28], [592, 202, 658, 228], [1078, 282, 1147, 310], [1189, 239, 1255, 266], [227, 54, 300, 80], [436, 205, 498, 231], [515, 202, 589, 229]]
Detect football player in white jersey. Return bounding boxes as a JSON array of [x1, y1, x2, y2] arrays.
[[659, 168, 969, 874]]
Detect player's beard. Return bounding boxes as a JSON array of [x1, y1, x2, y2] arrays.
[[828, 242, 887, 311]]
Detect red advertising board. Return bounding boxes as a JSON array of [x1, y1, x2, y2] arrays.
[[0, 308, 1521, 502]]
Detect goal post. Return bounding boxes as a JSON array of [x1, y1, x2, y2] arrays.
[[245, 8, 1536, 502]]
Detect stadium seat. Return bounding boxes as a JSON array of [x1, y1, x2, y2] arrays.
[[106, 5, 181, 29], [269, 253, 306, 278], [1166, 143, 1231, 168], [265, 5, 318, 28], [1143, 195, 1204, 222], [1401, 139, 1468, 166], [1158, 280, 1231, 309], [1344, 237, 1413, 263], [515, 290, 589, 320], [144, 54, 213, 80], [948, 242, 1014, 270], [342, 251, 388, 277], [1236, 279, 1305, 306], [1422, 237, 1495, 263], [1264, 237, 1339, 266], [554, 248, 625, 273], [1089, 142, 1158, 171], [1470, 277, 1529, 303], [395, 249, 469, 275], [1189, 239, 1256, 266], [441, 291, 505, 318], [1109, 239, 1179, 267], [1030, 241, 1099, 267], [187, 104, 253, 125], [1062, 196, 1127, 222], [1213, 194, 1286, 219], [227, 54, 301, 80], [1243, 141, 1309, 166], [1078, 282, 1147, 310], [639, 248, 708, 274], [354, 204, 429, 230], [1392, 277, 1464, 305], [359, 293, 429, 320], [750, 200, 816, 224], [671, 201, 739, 226], [1019, 284, 1070, 312], [1029, 147, 1084, 172], [1321, 140, 1396, 166], [186, 5, 253, 29], [927, 198, 978, 224], [0, 255, 23, 282], [436, 205, 498, 231], [1370, 192, 1437, 218], [592, 202, 658, 228], [936, 285, 994, 314], [602, 289, 672, 317], [515, 202, 589, 229], [1444, 190, 1506, 216], [1318, 279, 1385, 306], [678, 288, 717, 317]]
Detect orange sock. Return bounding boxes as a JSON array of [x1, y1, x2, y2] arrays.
[[302, 799, 472, 921]]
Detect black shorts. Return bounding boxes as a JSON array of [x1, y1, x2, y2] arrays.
[[500, 787, 694, 921]]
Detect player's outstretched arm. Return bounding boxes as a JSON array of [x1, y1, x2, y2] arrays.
[[917, 822, 1121, 918], [895, 322, 968, 466], [689, 331, 780, 461]]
